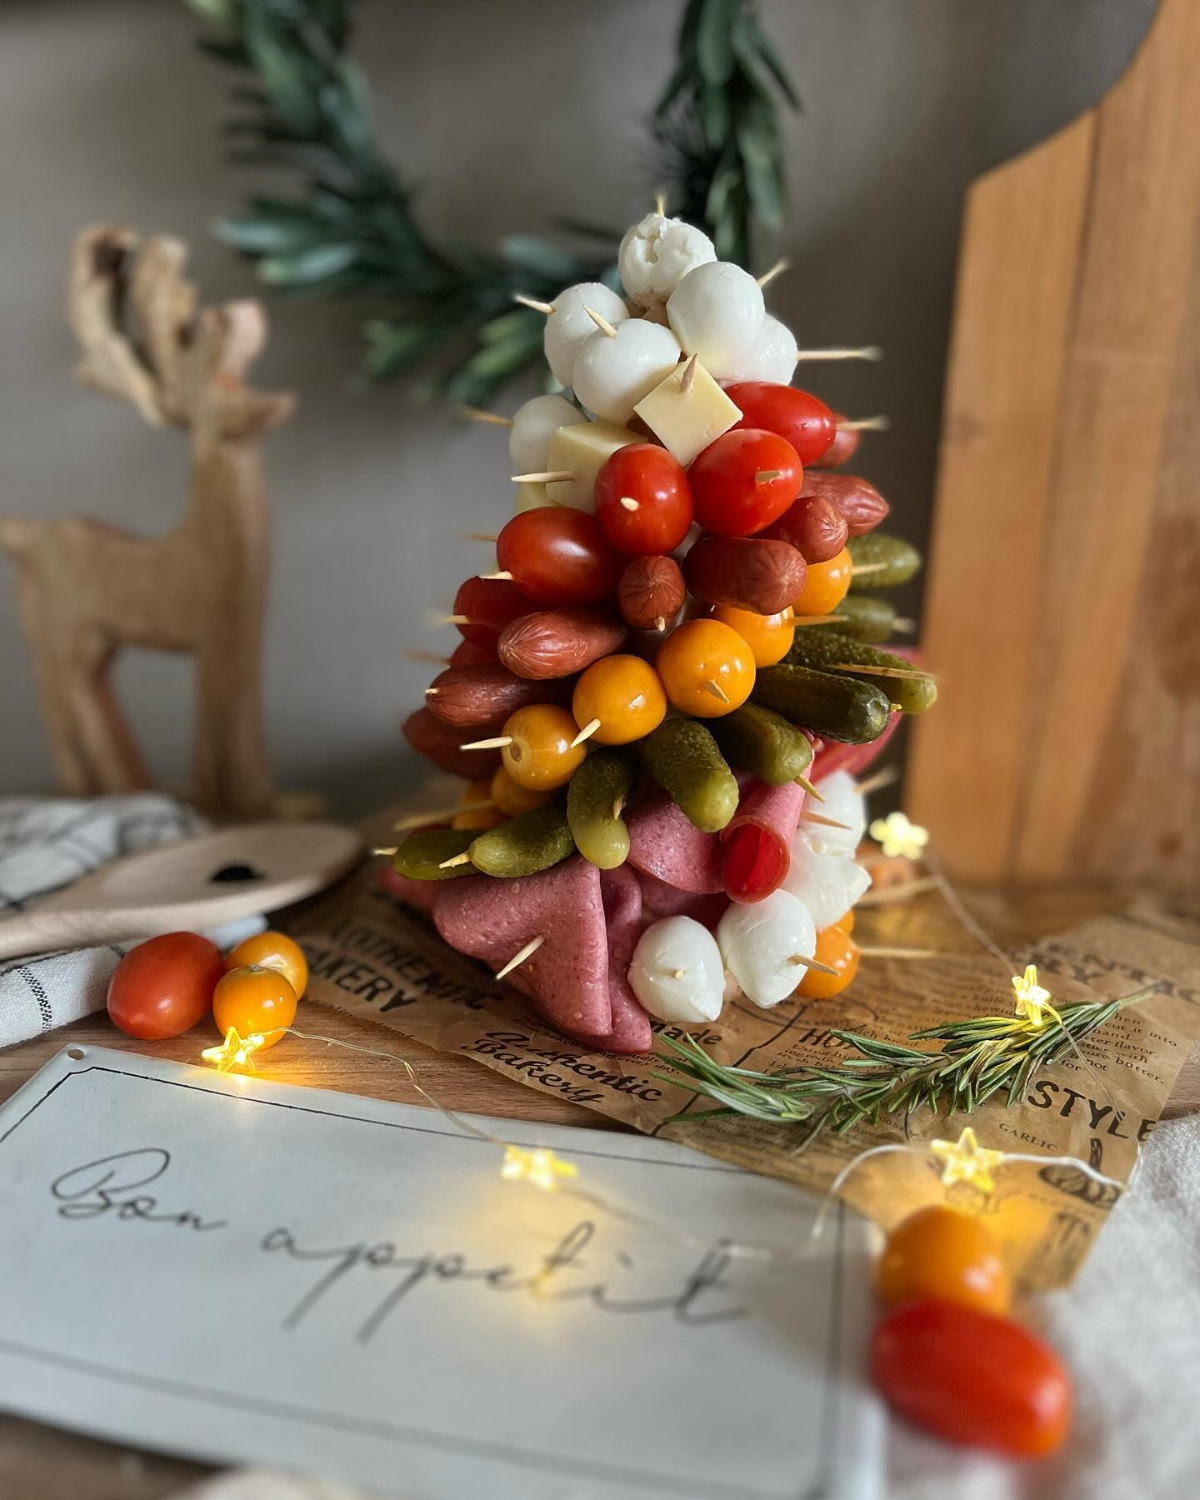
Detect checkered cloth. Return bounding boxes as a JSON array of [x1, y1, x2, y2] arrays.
[[0, 795, 265, 1048]]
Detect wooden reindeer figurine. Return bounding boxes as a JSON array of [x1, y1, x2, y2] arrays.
[[0, 226, 294, 820]]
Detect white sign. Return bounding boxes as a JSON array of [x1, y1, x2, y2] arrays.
[[0, 1047, 882, 1499]]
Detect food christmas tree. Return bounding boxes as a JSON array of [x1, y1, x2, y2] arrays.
[[388, 210, 933, 1054]]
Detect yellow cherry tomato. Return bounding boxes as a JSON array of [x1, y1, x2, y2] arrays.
[[877, 1205, 1011, 1316], [656, 618, 756, 718], [572, 654, 667, 746], [452, 804, 505, 830], [796, 926, 860, 999], [213, 964, 297, 1049], [833, 908, 855, 935], [792, 546, 852, 617], [500, 704, 587, 790], [225, 930, 307, 1002], [711, 603, 795, 668], [490, 764, 551, 817]]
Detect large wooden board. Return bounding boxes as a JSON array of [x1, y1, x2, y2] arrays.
[[909, 0, 1200, 884]]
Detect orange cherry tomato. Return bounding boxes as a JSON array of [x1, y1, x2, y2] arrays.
[[572, 655, 667, 745], [796, 926, 860, 998], [711, 603, 795, 668], [500, 704, 587, 790], [872, 1300, 1072, 1457], [212, 964, 297, 1049], [452, 804, 505, 829], [106, 932, 224, 1040], [792, 546, 852, 617], [877, 1206, 1011, 1316], [490, 764, 551, 817], [833, 909, 855, 935], [225, 930, 308, 1003], [656, 619, 756, 718]]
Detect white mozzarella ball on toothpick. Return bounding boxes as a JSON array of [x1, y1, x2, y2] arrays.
[[571, 319, 682, 424], [806, 771, 866, 856], [781, 835, 871, 930], [619, 213, 717, 310], [543, 283, 630, 387], [736, 313, 798, 384], [717, 889, 816, 1009], [508, 394, 586, 473], [628, 916, 725, 1024], [666, 261, 765, 380]]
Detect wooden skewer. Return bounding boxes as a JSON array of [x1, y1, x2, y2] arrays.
[[800, 811, 852, 831], [496, 934, 546, 980], [514, 293, 555, 315], [703, 679, 730, 704], [482, 570, 514, 582], [756, 257, 791, 288], [570, 717, 601, 748], [755, 469, 783, 484], [796, 775, 823, 802], [679, 353, 698, 392], [619, 496, 640, 511], [837, 415, 890, 432], [439, 852, 473, 869], [463, 532, 499, 543], [795, 346, 883, 362], [788, 954, 840, 976], [512, 470, 574, 483], [858, 946, 943, 961], [856, 764, 901, 797], [585, 306, 619, 338], [456, 403, 513, 427], [857, 876, 942, 906], [829, 662, 931, 681], [460, 735, 514, 751]]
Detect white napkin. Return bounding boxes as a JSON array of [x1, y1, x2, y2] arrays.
[[0, 795, 265, 1048]]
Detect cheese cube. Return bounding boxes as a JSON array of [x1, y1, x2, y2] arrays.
[[514, 480, 553, 514], [633, 358, 742, 466], [545, 421, 639, 510]]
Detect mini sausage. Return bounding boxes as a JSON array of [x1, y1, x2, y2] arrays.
[[801, 470, 889, 536], [807, 418, 860, 469], [761, 494, 847, 562], [682, 535, 806, 615], [424, 662, 566, 730], [617, 555, 686, 631], [498, 607, 628, 680], [402, 707, 502, 779]]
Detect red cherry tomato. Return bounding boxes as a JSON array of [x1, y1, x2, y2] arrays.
[[106, 932, 225, 1040], [594, 443, 693, 557], [689, 429, 802, 537], [725, 383, 837, 466], [449, 637, 497, 668], [871, 1300, 1072, 1457], [453, 577, 534, 645], [496, 509, 623, 606]]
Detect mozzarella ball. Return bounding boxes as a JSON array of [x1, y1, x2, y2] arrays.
[[717, 889, 816, 1009], [666, 262, 765, 380], [781, 835, 871, 930], [508, 394, 587, 473], [806, 771, 866, 856], [735, 313, 797, 384], [628, 916, 726, 1024], [571, 319, 682, 424], [544, 283, 630, 387], [619, 213, 717, 310]]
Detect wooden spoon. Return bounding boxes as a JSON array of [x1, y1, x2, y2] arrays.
[[0, 822, 362, 960]]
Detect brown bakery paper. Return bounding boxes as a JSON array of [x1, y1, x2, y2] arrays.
[[284, 856, 1200, 1292]]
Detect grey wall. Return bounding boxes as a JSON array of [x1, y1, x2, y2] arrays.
[[0, 1, 1150, 813]]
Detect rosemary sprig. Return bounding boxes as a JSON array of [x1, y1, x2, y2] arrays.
[[654, 987, 1160, 1141]]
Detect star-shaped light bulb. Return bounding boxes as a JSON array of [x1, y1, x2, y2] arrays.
[[930, 1127, 1007, 1195], [1011, 964, 1057, 1028], [500, 1145, 578, 1193], [868, 810, 930, 860], [201, 1026, 266, 1074]]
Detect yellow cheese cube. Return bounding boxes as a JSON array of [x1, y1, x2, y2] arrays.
[[545, 421, 639, 510], [514, 480, 553, 514], [633, 358, 741, 466]]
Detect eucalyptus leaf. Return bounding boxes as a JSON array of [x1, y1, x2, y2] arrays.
[[258, 240, 360, 283], [695, 0, 737, 86]]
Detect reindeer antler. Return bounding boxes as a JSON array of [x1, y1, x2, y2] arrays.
[[67, 226, 163, 426]]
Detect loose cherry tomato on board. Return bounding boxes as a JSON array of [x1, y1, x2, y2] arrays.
[[225, 930, 309, 1003], [499, 704, 587, 789], [213, 964, 298, 1050], [496, 509, 623, 607], [725, 383, 838, 466], [656, 618, 756, 718], [877, 1206, 1011, 1316], [791, 546, 852, 617], [572, 654, 667, 745], [711, 603, 795, 668], [106, 932, 224, 1040], [594, 444, 693, 557], [872, 1299, 1072, 1457], [796, 925, 859, 998], [453, 577, 535, 645], [689, 429, 802, 537]]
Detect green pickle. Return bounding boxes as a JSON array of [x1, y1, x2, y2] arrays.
[[752, 664, 891, 744], [848, 533, 922, 590], [784, 631, 937, 714], [709, 704, 814, 787], [826, 595, 898, 643], [566, 749, 638, 869], [469, 797, 574, 878], [392, 827, 477, 880], [641, 719, 739, 833]]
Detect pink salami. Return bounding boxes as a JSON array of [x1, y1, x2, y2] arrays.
[[636, 870, 730, 929], [719, 779, 805, 903], [433, 857, 612, 1037], [564, 867, 652, 1055], [626, 792, 724, 894], [377, 865, 440, 915]]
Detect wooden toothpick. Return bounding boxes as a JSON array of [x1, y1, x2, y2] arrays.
[[756, 257, 791, 289], [439, 852, 473, 869], [372, 845, 398, 857], [456, 403, 513, 427], [796, 775, 824, 802], [679, 353, 698, 392], [654, 191, 667, 217], [836, 415, 890, 432], [496, 934, 545, 980], [856, 764, 901, 797], [857, 876, 942, 906], [427, 611, 472, 629], [653, 615, 668, 632], [892, 617, 917, 634], [829, 662, 931, 681], [703, 679, 730, 704], [392, 802, 492, 832], [800, 810, 852, 831], [584, 305, 620, 338], [570, 717, 601, 748], [755, 469, 783, 484], [460, 735, 514, 751], [788, 953, 839, 976], [514, 293, 555, 315], [619, 496, 640, 511], [512, 470, 574, 484], [795, 346, 883, 362], [463, 532, 499, 543], [482, 570, 514, 582], [857, 946, 943, 961], [845, 561, 891, 577], [405, 649, 450, 666], [791, 614, 840, 628]]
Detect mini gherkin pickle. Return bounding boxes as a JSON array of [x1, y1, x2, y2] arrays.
[[752, 663, 891, 744], [783, 632, 937, 714], [392, 827, 477, 880], [468, 797, 574, 878], [848, 533, 922, 590], [825, 595, 898, 643], [566, 749, 638, 869], [641, 719, 739, 833], [708, 704, 814, 786]]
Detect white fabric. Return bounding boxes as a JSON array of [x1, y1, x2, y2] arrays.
[[0, 795, 265, 1048]]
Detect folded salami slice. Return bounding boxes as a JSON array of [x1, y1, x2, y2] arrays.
[[564, 867, 653, 1055], [433, 858, 612, 1037], [626, 792, 725, 894], [719, 779, 806, 904], [377, 865, 440, 915], [636, 869, 730, 928], [811, 708, 900, 784]]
